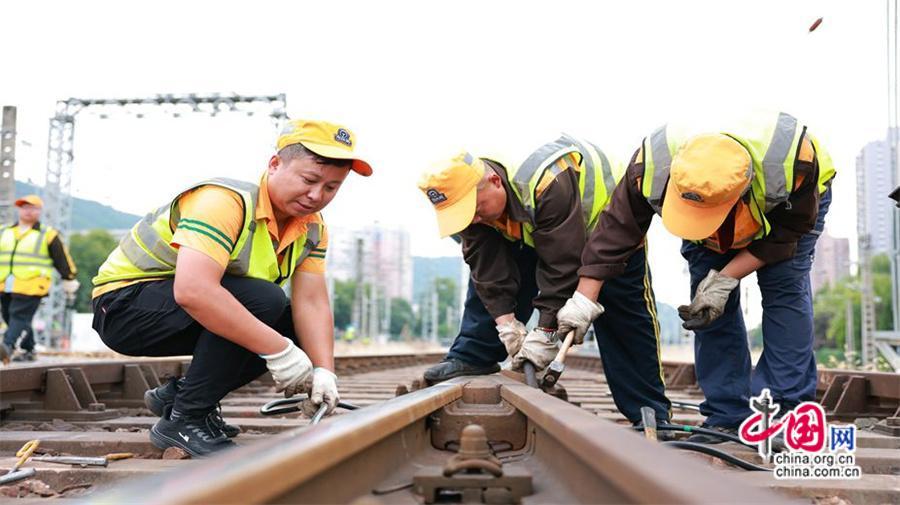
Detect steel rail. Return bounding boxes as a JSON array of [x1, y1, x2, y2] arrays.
[[92, 380, 465, 504], [498, 376, 785, 504]]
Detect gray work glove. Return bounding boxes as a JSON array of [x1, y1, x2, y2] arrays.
[[260, 336, 314, 397], [678, 269, 739, 330], [556, 291, 605, 345], [496, 319, 527, 357], [300, 367, 340, 417], [512, 328, 559, 371]]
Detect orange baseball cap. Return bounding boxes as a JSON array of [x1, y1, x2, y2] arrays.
[[661, 133, 752, 240], [15, 194, 44, 208], [418, 152, 486, 237], [277, 119, 372, 176]]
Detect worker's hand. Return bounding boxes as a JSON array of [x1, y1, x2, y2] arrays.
[[678, 269, 739, 330], [496, 319, 527, 357], [512, 328, 559, 371], [556, 291, 604, 345], [260, 337, 314, 397], [61, 279, 80, 299], [300, 367, 340, 417]]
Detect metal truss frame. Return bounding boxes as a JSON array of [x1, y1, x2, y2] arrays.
[[37, 93, 287, 348]]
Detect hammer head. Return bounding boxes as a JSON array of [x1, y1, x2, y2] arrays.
[[540, 360, 565, 389]]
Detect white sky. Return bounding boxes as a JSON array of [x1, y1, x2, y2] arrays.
[[1, 0, 895, 325]]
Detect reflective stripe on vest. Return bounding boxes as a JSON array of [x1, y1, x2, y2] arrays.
[[0, 226, 54, 281], [494, 136, 621, 246], [510, 137, 580, 222], [93, 178, 322, 287], [644, 112, 808, 215]]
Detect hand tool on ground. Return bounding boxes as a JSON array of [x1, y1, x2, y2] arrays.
[[310, 403, 329, 425], [641, 406, 658, 442], [260, 395, 360, 416], [522, 361, 540, 388], [539, 331, 575, 390], [31, 456, 109, 467], [2, 439, 39, 485]]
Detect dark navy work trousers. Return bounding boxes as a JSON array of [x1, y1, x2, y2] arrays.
[[680, 188, 832, 428], [447, 242, 670, 424]]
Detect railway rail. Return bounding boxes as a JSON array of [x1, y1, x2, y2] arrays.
[[0, 353, 897, 503]]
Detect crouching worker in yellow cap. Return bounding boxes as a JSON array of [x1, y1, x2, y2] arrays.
[[91, 120, 372, 457], [561, 112, 835, 443], [417, 137, 672, 428], [0, 195, 78, 363]]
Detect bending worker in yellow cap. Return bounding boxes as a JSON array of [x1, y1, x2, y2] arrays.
[[558, 112, 836, 443], [0, 195, 78, 363], [418, 137, 672, 427], [91, 120, 371, 457]]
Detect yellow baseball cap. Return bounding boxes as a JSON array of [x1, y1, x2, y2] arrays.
[[661, 133, 752, 240], [277, 119, 372, 176], [418, 152, 486, 237], [15, 195, 43, 208]]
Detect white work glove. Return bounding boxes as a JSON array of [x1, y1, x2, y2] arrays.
[[496, 319, 527, 357], [61, 279, 80, 299], [678, 269, 739, 330], [512, 328, 559, 371], [260, 336, 314, 397], [556, 291, 605, 345], [300, 367, 340, 417]]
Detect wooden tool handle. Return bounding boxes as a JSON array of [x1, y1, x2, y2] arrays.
[[555, 331, 576, 364]]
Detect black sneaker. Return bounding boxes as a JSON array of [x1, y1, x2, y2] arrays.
[[423, 359, 500, 385], [12, 351, 35, 362], [144, 377, 182, 415], [149, 406, 235, 458], [686, 423, 739, 444], [208, 404, 241, 438], [145, 378, 240, 438], [0, 343, 10, 364]]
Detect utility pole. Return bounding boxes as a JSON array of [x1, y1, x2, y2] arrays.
[[845, 298, 856, 365], [430, 281, 439, 342], [352, 237, 364, 339], [0, 106, 16, 226]]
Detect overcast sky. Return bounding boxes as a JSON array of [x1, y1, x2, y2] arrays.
[[1, 1, 895, 323]]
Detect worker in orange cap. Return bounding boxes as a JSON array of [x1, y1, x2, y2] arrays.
[[417, 137, 672, 428], [0, 194, 78, 363], [558, 112, 836, 443], [91, 120, 371, 457]]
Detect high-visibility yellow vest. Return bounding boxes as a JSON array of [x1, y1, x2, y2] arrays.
[[0, 224, 56, 296], [93, 178, 322, 288], [641, 111, 836, 244], [484, 134, 624, 247]]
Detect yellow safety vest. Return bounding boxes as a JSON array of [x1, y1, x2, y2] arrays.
[[484, 134, 624, 247], [0, 224, 57, 296], [93, 178, 321, 288], [641, 111, 837, 242]]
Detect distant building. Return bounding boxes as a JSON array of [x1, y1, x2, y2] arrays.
[[811, 231, 850, 293], [856, 129, 898, 254], [327, 224, 412, 302]]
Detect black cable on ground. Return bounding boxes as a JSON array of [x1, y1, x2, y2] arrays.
[[661, 441, 771, 472], [634, 423, 767, 451]]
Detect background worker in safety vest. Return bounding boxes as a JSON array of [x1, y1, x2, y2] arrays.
[[417, 138, 672, 427], [91, 120, 371, 457], [0, 195, 78, 363], [558, 112, 836, 443]]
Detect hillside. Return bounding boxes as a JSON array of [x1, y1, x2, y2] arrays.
[[15, 181, 140, 230]]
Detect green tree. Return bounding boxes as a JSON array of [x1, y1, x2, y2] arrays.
[[389, 297, 414, 339], [811, 253, 894, 362], [68, 230, 118, 312], [331, 279, 356, 330]]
